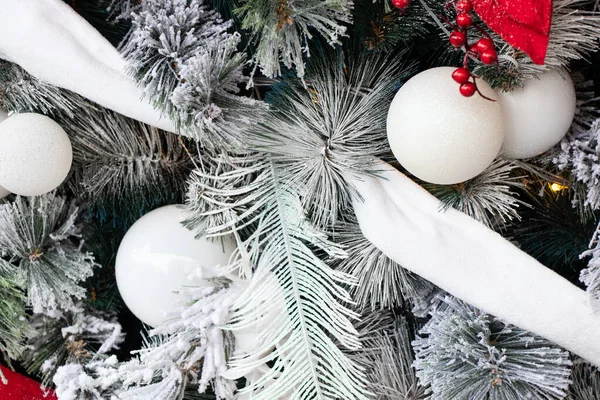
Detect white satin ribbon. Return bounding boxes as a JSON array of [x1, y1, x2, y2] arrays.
[[0, 0, 174, 132], [350, 160, 600, 367]]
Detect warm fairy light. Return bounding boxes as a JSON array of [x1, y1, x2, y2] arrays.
[[549, 182, 568, 192]]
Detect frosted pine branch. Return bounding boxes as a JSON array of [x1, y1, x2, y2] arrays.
[[65, 108, 192, 222], [54, 355, 121, 400], [22, 304, 123, 388], [0, 276, 32, 363], [170, 34, 267, 151], [568, 359, 600, 399], [0, 194, 96, 314], [349, 312, 425, 400], [123, 0, 263, 152], [424, 158, 525, 230], [117, 281, 240, 399], [107, 0, 140, 20], [580, 222, 600, 310], [236, 0, 353, 79], [335, 219, 437, 312], [183, 153, 264, 240], [0, 60, 91, 118], [122, 0, 231, 117], [253, 49, 415, 228], [413, 296, 572, 400]]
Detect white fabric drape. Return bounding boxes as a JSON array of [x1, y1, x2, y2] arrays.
[[350, 160, 600, 367], [0, 0, 175, 132]]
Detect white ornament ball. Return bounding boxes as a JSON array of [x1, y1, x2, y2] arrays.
[[387, 67, 505, 184], [496, 69, 576, 159], [0, 113, 72, 196], [115, 205, 236, 327]]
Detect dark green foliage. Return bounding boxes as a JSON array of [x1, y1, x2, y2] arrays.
[[64, 0, 132, 46], [510, 181, 598, 283], [351, 0, 430, 51]]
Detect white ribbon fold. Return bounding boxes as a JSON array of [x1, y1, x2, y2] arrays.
[[0, 0, 175, 132], [350, 161, 600, 367]]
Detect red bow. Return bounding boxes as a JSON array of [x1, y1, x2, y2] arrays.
[[472, 0, 552, 64]]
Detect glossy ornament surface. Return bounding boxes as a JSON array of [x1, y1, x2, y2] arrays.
[[116, 205, 236, 327], [387, 67, 504, 184], [496, 69, 576, 159], [0, 113, 72, 196]]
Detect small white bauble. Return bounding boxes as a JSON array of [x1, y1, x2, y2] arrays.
[[387, 67, 505, 184], [496, 69, 576, 159], [115, 205, 236, 327], [0, 113, 72, 196]]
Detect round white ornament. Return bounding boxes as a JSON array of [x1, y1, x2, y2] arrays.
[[0, 113, 72, 196], [387, 67, 505, 184], [115, 205, 236, 327], [496, 69, 576, 159]]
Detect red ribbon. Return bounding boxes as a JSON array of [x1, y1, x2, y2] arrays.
[[472, 0, 552, 64]]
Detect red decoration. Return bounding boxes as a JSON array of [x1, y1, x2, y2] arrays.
[[452, 67, 471, 84], [455, 0, 473, 13], [456, 13, 473, 28], [449, 31, 467, 47], [0, 366, 57, 400], [480, 49, 498, 64], [471, 0, 552, 65], [459, 82, 477, 97], [473, 38, 494, 54], [392, 0, 411, 10]]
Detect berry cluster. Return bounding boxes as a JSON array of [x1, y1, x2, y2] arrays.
[[446, 0, 498, 98]]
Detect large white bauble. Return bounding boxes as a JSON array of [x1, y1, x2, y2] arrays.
[[0, 113, 72, 196], [387, 67, 505, 184], [115, 205, 236, 327], [496, 69, 576, 159]]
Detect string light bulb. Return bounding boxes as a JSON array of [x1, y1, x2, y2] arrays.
[[549, 182, 568, 192]]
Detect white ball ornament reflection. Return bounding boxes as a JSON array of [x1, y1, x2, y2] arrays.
[[115, 205, 236, 327], [496, 69, 576, 159], [387, 67, 505, 184], [0, 113, 72, 196]]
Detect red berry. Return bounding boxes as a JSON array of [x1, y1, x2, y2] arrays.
[[455, 0, 472, 13], [459, 82, 476, 97], [480, 49, 498, 64], [392, 0, 410, 9], [456, 13, 473, 28], [474, 38, 494, 54], [449, 31, 466, 47], [452, 67, 471, 84]]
